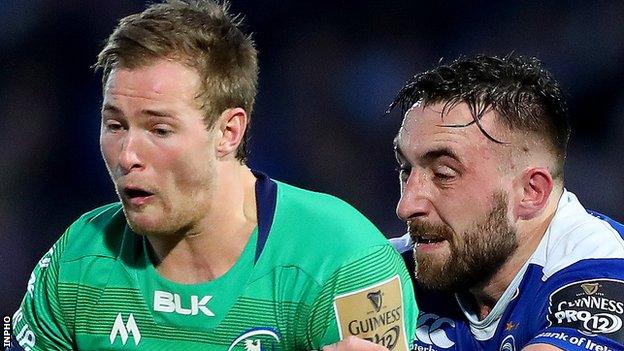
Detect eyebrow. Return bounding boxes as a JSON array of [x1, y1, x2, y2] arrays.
[[101, 104, 177, 119], [141, 109, 177, 119], [422, 147, 463, 164], [101, 103, 121, 115], [393, 141, 463, 166]]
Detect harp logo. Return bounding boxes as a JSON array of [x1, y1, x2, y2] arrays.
[[581, 283, 599, 296], [367, 291, 383, 312]]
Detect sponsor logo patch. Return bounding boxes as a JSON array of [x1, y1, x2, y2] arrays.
[[547, 278, 624, 343], [333, 275, 408, 351], [415, 313, 455, 350], [153, 290, 214, 316]]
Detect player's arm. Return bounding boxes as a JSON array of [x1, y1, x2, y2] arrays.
[[524, 271, 624, 351], [10, 235, 74, 351], [307, 245, 418, 350]]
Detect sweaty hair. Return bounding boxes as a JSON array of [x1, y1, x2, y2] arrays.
[[388, 54, 571, 178], [95, 0, 258, 162]]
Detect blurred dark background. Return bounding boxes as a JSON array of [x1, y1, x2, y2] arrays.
[[2, 0, 623, 316]]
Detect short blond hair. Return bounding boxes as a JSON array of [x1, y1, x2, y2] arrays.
[[95, 0, 258, 162]]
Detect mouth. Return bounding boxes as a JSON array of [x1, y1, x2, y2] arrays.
[[122, 186, 155, 206], [410, 230, 449, 252], [415, 234, 446, 245]]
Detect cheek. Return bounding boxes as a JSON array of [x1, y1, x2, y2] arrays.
[[437, 187, 496, 233], [100, 135, 118, 168], [163, 145, 213, 189]]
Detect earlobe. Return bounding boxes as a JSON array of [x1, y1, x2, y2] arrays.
[[516, 168, 553, 220], [216, 107, 247, 158]]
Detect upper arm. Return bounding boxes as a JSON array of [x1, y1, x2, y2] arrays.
[[524, 265, 624, 351], [307, 245, 418, 351], [11, 236, 73, 351]]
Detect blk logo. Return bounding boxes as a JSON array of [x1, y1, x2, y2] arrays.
[[153, 290, 214, 316], [109, 313, 141, 346]]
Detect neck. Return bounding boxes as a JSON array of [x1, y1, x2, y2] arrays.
[[469, 188, 563, 320], [147, 163, 258, 283]]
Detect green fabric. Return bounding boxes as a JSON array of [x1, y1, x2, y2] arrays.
[[13, 180, 417, 350]]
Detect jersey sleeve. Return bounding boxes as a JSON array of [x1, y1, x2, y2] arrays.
[[306, 244, 418, 351], [525, 259, 624, 351], [11, 233, 74, 351]]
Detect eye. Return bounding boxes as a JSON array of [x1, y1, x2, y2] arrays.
[[152, 125, 174, 137], [432, 165, 458, 182], [434, 173, 454, 180], [104, 120, 124, 132]]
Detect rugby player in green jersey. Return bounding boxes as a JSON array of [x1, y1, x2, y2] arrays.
[[10, 1, 416, 350]]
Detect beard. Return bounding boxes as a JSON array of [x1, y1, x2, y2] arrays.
[[410, 191, 518, 292]]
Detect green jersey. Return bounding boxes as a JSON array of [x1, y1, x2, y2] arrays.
[[12, 173, 417, 350]]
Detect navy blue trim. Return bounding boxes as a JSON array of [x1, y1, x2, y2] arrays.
[[252, 170, 278, 264], [7, 335, 27, 351]]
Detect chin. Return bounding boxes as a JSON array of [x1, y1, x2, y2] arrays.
[[416, 257, 450, 289], [123, 208, 167, 236], [126, 217, 159, 236], [415, 250, 464, 292], [415, 244, 451, 269]]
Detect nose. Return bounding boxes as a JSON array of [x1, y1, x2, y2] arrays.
[[396, 170, 432, 221], [118, 131, 145, 174]]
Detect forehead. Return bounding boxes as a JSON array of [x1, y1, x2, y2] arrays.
[[103, 60, 201, 107], [395, 102, 505, 158]]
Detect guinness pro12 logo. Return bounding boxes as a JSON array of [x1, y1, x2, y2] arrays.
[[333, 275, 408, 351], [547, 278, 624, 343]]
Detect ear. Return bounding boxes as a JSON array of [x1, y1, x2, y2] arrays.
[[515, 167, 554, 220], [215, 107, 248, 159]]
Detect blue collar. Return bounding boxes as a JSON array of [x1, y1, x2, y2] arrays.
[[251, 170, 277, 264]]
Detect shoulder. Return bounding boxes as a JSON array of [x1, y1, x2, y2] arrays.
[[274, 180, 388, 247], [260, 181, 399, 284], [522, 192, 624, 344], [531, 191, 624, 281], [276, 181, 375, 224], [59, 202, 129, 263]]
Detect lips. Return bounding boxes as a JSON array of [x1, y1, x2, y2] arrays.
[[415, 235, 446, 245], [408, 220, 452, 246], [121, 185, 155, 206], [411, 231, 447, 246], [124, 187, 153, 198]]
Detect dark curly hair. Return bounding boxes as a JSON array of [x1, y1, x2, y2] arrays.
[[388, 54, 571, 178]]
